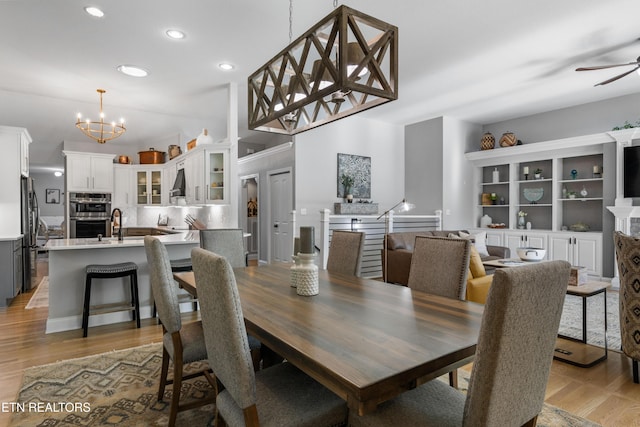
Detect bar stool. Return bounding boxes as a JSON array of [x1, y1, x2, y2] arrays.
[[82, 262, 140, 337], [152, 258, 196, 320]]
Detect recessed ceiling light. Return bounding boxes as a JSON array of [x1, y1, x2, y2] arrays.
[[166, 29, 185, 40], [117, 64, 149, 77], [219, 63, 235, 71], [84, 6, 104, 18]]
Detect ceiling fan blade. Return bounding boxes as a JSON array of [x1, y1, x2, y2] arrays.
[[594, 66, 640, 86], [576, 61, 640, 71]]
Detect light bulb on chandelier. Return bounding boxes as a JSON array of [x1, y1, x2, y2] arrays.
[[75, 89, 126, 144]]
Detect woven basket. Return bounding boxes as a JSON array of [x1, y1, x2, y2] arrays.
[[499, 132, 517, 147], [480, 132, 495, 150]]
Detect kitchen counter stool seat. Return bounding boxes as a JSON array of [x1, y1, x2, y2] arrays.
[[82, 262, 140, 337]]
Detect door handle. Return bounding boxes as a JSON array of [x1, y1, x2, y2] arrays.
[[274, 224, 279, 228]]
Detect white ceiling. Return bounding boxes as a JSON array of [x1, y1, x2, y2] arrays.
[[2, 0, 640, 172]]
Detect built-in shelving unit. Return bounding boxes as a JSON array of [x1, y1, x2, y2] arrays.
[[466, 131, 615, 277]]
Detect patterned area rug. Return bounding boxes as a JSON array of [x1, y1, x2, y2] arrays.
[[25, 276, 49, 309], [8, 343, 215, 426], [558, 289, 621, 351], [9, 343, 600, 426]]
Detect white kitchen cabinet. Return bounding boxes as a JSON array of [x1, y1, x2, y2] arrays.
[[549, 232, 602, 276], [135, 167, 163, 206], [185, 153, 204, 204], [112, 164, 133, 207], [64, 151, 114, 193], [180, 145, 230, 205], [205, 150, 229, 203], [504, 231, 548, 258]]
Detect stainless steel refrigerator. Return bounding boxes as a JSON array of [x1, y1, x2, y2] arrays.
[[20, 176, 38, 291]]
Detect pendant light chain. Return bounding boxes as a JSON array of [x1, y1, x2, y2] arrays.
[[333, 0, 338, 8], [289, 0, 293, 43]]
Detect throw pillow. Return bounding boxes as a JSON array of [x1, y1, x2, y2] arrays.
[[458, 231, 490, 257], [468, 244, 486, 278]]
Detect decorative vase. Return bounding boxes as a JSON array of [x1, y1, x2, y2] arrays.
[[518, 216, 526, 229], [492, 167, 499, 183], [480, 214, 492, 228], [480, 132, 495, 150], [499, 132, 517, 147], [196, 128, 213, 145], [346, 194, 353, 203], [296, 253, 319, 296]]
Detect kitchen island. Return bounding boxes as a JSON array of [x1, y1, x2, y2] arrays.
[[44, 231, 200, 333]]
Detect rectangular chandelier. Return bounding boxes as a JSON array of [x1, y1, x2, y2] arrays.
[[248, 5, 398, 135]]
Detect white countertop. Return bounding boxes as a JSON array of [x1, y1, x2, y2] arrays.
[[0, 234, 24, 241], [45, 230, 200, 250]]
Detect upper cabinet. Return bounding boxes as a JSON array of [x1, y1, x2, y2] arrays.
[[135, 167, 163, 206], [64, 151, 115, 193], [179, 144, 230, 205]]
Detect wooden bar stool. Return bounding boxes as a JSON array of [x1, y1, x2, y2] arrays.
[[82, 262, 140, 337]]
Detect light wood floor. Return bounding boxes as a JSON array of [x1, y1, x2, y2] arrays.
[[1, 256, 639, 427]]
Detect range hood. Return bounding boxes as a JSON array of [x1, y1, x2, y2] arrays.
[[170, 168, 185, 197]]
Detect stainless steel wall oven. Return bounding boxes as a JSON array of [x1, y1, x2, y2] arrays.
[[69, 193, 112, 238]]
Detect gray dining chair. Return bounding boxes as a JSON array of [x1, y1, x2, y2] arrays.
[[191, 247, 348, 427], [199, 228, 261, 369], [326, 230, 366, 276], [407, 235, 471, 387], [199, 228, 248, 267], [349, 260, 571, 427], [407, 235, 471, 300], [613, 231, 640, 383], [143, 236, 215, 427]]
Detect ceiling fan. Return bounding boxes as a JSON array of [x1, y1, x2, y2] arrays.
[[576, 56, 640, 86]]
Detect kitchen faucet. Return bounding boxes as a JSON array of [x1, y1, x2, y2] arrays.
[[111, 208, 123, 241]]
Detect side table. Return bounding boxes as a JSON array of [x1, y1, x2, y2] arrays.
[[554, 281, 610, 368]]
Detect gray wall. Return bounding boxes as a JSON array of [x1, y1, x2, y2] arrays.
[[237, 142, 295, 264], [295, 116, 405, 231], [482, 92, 640, 144], [405, 116, 481, 228], [31, 171, 64, 217]]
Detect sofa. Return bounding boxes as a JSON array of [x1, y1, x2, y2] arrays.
[[381, 230, 510, 285]]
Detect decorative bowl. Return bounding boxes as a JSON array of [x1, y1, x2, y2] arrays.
[[516, 247, 546, 261], [523, 187, 543, 203], [570, 222, 590, 232]]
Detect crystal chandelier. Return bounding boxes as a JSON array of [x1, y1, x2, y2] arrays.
[[248, 4, 398, 135], [75, 89, 126, 144]]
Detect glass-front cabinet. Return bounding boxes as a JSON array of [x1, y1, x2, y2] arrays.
[[206, 151, 228, 203], [136, 168, 163, 206]]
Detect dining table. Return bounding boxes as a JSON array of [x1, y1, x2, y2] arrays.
[[173, 263, 484, 415]]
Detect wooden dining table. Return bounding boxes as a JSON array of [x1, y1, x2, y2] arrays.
[[173, 263, 484, 415]]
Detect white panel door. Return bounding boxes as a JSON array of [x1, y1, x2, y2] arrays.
[[269, 171, 292, 263]]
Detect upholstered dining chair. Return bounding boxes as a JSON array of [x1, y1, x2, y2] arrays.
[[143, 236, 216, 427], [407, 235, 471, 300], [407, 235, 471, 387], [349, 260, 571, 427], [199, 228, 261, 369], [614, 231, 640, 383], [200, 228, 248, 267], [191, 248, 348, 427], [326, 230, 366, 276]]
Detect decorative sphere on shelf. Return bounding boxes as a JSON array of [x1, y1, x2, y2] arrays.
[[480, 132, 495, 150], [499, 132, 517, 147]]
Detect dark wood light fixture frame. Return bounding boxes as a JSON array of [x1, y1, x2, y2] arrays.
[[248, 5, 398, 135]]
